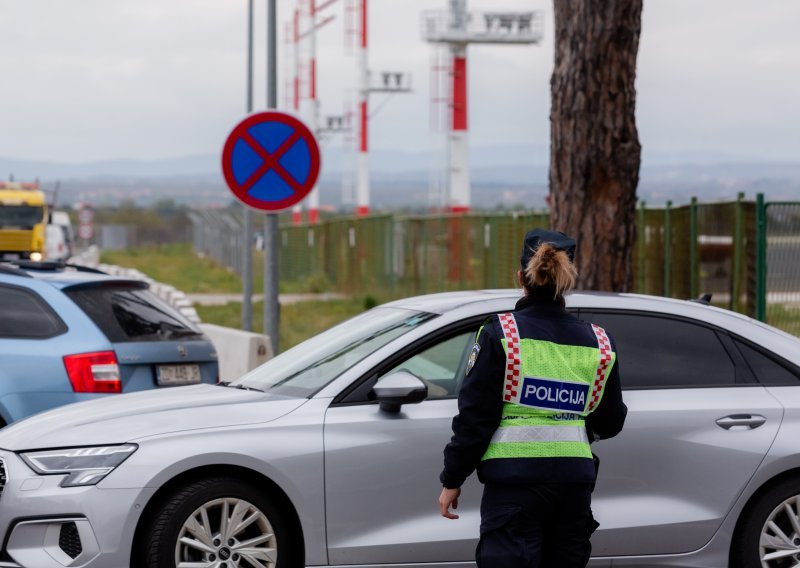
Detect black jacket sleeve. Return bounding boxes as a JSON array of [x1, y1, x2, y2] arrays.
[[585, 335, 627, 441], [440, 318, 505, 489]]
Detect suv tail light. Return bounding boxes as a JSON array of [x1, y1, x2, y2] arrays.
[[63, 352, 122, 393]]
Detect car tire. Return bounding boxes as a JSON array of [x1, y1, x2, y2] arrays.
[[732, 477, 800, 568], [141, 476, 292, 568]]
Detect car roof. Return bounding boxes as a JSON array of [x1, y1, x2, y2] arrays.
[[0, 263, 145, 290], [384, 289, 800, 360], [381, 289, 701, 314]]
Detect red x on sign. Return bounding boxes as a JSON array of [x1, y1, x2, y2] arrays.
[[222, 112, 321, 212]]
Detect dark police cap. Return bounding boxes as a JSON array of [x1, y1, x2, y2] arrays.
[[519, 228, 576, 269]]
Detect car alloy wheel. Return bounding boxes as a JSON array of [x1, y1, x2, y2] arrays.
[[759, 495, 800, 567], [732, 478, 800, 568], [175, 497, 277, 567], [140, 477, 291, 568]]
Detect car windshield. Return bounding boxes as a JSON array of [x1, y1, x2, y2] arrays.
[[233, 307, 437, 397], [0, 205, 44, 229]]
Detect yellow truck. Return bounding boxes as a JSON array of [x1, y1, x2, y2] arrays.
[[0, 182, 47, 261]]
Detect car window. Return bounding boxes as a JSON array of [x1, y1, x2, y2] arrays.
[[377, 330, 476, 399], [65, 285, 201, 342], [0, 284, 66, 338], [734, 339, 800, 386], [589, 311, 737, 389]]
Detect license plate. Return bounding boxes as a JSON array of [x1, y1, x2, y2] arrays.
[[1, 253, 20, 260], [157, 364, 201, 386]]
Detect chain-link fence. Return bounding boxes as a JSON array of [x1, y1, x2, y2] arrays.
[[188, 210, 246, 275], [188, 196, 800, 335], [276, 212, 550, 297], [763, 202, 800, 335]]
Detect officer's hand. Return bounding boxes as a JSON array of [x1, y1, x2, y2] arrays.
[[439, 487, 461, 520]]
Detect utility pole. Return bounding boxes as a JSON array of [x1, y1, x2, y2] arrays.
[[242, 0, 255, 331]]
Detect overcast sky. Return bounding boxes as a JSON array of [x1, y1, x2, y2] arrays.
[[1, 0, 799, 166]]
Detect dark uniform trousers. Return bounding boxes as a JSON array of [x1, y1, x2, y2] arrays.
[[476, 482, 595, 568]]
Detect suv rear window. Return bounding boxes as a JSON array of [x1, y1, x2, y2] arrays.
[[66, 285, 202, 342]]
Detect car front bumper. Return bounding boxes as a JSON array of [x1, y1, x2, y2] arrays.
[[0, 450, 154, 568]]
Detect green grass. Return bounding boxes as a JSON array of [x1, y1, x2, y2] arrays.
[[100, 244, 333, 295], [196, 297, 377, 350], [101, 244, 251, 293]]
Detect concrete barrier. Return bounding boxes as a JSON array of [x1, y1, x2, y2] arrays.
[[200, 323, 274, 382]]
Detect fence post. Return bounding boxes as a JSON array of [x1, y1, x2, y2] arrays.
[[689, 197, 698, 299], [732, 192, 745, 313], [637, 201, 646, 293], [664, 201, 672, 297], [755, 193, 767, 322]]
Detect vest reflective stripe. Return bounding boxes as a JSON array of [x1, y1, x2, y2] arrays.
[[489, 425, 589, 444], [587, 323, 613, 412], [498, 313, 522, 402], [483, 440, 593, 460], [482, 312, 615, 463]]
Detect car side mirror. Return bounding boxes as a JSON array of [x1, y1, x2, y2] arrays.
[[372, 371, 428, 413]]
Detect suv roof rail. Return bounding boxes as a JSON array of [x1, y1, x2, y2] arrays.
[[0, 263, 33, 278], [2, 260, 109, 275]]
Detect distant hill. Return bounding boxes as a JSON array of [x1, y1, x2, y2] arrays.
[[2, 146, 799, 210]]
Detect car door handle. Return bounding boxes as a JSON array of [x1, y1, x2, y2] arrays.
[[716, 414, 767, 430]]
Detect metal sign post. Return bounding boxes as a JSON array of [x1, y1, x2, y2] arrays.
[[221, 109, 321, 354], [224, 0, 320, 354], [265, 0, 279, 353]]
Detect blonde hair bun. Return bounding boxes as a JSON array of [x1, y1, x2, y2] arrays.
[[524, 243, 577, 298]]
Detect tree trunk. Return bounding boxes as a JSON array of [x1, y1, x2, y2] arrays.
[[550, 0, 642, 292]]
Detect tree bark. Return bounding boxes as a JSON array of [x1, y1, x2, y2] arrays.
[[550, 0, 642, 292]]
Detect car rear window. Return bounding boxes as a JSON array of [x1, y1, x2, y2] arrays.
[[66, 285, 201, 343]]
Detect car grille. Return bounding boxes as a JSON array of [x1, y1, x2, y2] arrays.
[[0, 458, 6, 498], [58, 522, 82, 559]]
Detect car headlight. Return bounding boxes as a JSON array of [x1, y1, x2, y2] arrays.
[[20, 444, 137, 487]]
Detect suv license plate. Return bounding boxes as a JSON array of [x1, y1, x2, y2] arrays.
[[157, 365, 201, 386]]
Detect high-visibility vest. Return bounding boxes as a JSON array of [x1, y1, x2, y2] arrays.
[[482, 312, 616, 461]]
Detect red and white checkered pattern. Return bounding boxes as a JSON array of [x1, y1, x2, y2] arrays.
[[588, 324, 613, 412], [498, 313, 522, 402]]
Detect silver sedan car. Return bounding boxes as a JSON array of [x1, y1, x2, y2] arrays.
[[0, 290, 798, 568]]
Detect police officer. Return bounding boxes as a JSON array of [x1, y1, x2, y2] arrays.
[[438, 228, 627, 568]]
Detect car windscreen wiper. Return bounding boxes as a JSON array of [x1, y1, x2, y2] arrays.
[[158, 322, 201, 339], [216, 381, 265, 393]]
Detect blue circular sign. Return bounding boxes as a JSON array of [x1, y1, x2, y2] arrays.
[[222, 111, 321, 211]]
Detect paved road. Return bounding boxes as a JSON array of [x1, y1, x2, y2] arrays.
[[187, 292, 347, 306]]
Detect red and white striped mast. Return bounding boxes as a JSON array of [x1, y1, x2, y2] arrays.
[[356, 0, 369, 217], [291, 6, 303, 225], [449, 0, 469, 213], [302, 0, 321, 224], [423, 2, 543, 213]]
